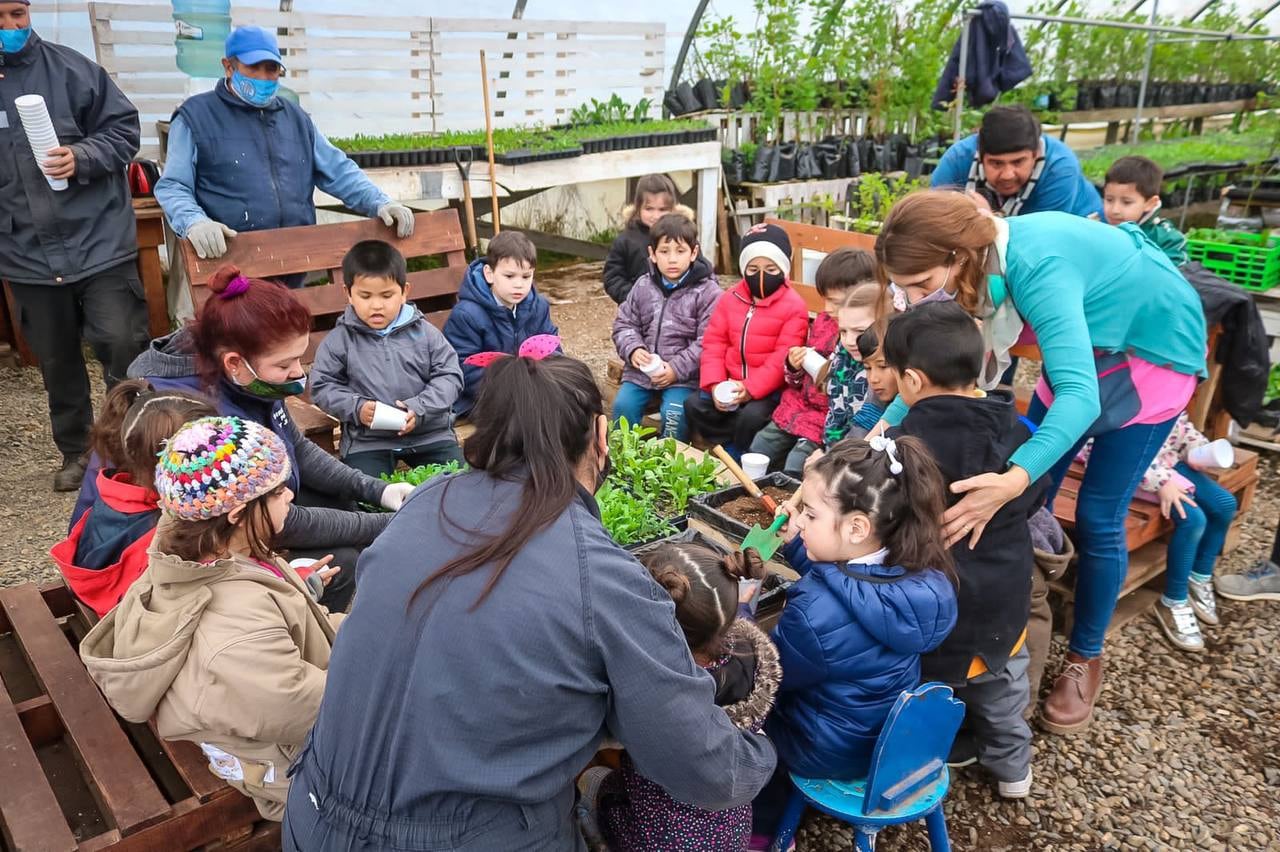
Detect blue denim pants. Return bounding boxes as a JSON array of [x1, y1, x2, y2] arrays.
[[1028, 397, 1177, 658], [611, 381, 695, 442], [1164, 462, 1238, 601]]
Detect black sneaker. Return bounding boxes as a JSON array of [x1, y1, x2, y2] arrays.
[[53, 458, 86, 492], [947, 733, 978, 768]]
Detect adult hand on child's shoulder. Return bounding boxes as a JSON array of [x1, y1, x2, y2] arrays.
[[359, 400, 376, 427], [395, 401, 417, 436]]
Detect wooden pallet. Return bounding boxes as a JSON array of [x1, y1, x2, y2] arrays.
[[0, 582, 279, 851]]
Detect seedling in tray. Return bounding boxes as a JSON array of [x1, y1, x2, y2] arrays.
[[608, 418, 721, 515], [596, 481, 676, 547]]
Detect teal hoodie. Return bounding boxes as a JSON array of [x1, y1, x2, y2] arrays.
[[1003, 212, 1206, 479]]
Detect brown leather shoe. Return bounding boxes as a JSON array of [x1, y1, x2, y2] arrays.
[[1040, 652, 1103, 734]]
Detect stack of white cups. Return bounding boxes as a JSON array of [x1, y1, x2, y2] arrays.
[[14, 94, 67, 191]]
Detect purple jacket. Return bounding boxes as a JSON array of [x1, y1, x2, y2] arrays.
[[611, 256, 721, 390]]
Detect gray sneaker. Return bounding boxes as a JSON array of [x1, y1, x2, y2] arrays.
[[1214, 560, 1280, 602], [1187, 578, 1220, 625], [1154, 600, 1204, 653]]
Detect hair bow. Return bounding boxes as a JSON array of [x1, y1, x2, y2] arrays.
[[463, 334, 562, 368], [868, 435, 904, 475]]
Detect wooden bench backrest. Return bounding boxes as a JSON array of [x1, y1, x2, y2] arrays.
[[765, 218, 877, 313], [179, 210, 468, 362]]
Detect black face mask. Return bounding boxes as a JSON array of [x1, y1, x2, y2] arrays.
[[594, 451, 613, 494], [752, 269, 786, 299]]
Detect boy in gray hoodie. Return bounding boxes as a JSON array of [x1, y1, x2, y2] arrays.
[[311, 240, 465, 478]]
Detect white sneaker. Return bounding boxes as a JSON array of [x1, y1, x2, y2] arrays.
[[1187, 578, 1220, 625], [997, 767, 1032, 799], [1154, 600, 1205, 653]]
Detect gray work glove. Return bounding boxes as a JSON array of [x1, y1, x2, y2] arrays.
[[377, 203, 415, 238], [187, 219, 238, 259]]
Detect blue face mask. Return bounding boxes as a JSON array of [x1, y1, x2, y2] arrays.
[[0, 27, 31, 53], [230, 70, 278, 107]]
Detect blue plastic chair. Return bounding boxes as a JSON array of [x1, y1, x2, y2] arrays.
[[772, 682, 965, 852]]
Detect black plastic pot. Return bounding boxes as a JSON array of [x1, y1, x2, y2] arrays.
[[688, 472, 801, 544], [694, 77, 720, 111], [794, 144, 820, 180], [664, 90, 684, 117], [1114, 82, 1138, 108], [675, 82, 701, 115], [729, 81, 749, 109], [725, 149, 747, 185], [750, 144, 777, 182], [774, 141, 798, 181]]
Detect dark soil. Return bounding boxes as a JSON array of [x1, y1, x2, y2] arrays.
[[720, 486, 796, 528]]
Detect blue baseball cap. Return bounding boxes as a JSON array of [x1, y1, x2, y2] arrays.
[[224, 26, 284, 68]]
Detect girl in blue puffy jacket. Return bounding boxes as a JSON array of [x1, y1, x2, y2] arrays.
[[765, 436, 959, 782]]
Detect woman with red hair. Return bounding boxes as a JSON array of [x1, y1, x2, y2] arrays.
[[72, 266, 411, 610]]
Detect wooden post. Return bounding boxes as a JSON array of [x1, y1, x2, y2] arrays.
[[480, 49, 501, 233]]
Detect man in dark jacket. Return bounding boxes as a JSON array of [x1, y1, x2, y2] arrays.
[[884, 303, 1048, 800], [0, 0, 148, 490], [153, 26, 413, 267]]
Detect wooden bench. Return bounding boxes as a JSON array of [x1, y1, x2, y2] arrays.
[[178, 211, 469, 452], [0, 582, 278, 851], [1049, 448, 1260, 635]]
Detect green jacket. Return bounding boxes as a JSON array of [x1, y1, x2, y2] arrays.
[[1139, 216, 1188, 266]]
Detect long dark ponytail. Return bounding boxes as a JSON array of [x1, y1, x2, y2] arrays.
[[409, 355, 605, 610]]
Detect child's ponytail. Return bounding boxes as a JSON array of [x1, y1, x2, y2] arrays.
[[90, 379, 151, 475], [883, 435, 955, 575], [812, 437, 954, 575]]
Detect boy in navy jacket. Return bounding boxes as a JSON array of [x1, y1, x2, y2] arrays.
[[883, 302, 1048, 800], [444, 231, 559, 417]]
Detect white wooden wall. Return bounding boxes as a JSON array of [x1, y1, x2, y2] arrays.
[[64, 2, 663, 157]]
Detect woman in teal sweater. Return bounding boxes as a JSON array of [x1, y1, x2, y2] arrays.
[[875, 191, 1206, 734]]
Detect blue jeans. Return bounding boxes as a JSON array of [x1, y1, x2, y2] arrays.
[[1028, 396, 1177, 659], [611, 381, 694, 442], [1165, 462, 1237, 601]]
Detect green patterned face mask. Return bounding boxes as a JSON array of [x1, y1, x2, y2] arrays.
[[234, 361, 306, 400]]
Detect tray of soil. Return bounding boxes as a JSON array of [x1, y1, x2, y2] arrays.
[[688, 472, 800, 544]]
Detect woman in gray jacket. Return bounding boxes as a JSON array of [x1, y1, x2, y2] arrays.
[[284, 354, 777, 850]]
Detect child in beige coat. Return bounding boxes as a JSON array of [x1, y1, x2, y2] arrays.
[[81, 416, 343, 820]]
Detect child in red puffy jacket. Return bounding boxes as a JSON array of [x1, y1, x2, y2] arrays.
[[51, 380, 216, 616], [685, 223, 809, 453]]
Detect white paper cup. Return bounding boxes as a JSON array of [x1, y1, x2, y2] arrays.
[[713, 381, 739, 411], [371, 401, 410, 431], [741, 452, 770, 480], [801, 348, 827, 381], [289, 558, 317, 571], [15, 94, 67, 191], [1189, 438, 1234, 469], [640, 356, 665, 376]]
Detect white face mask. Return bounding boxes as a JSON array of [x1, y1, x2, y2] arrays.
[[890, 260, 955, 310]]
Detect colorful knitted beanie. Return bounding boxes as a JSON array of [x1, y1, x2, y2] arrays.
[[155, 416, 291, 521]]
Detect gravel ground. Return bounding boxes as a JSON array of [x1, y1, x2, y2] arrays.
[[3, 264, 1278, 849]]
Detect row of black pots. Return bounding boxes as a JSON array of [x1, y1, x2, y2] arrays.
[[344, 127, 718, 169], [579, 127, 718, 155], [1073, 80, 1266, 112], [727, 134, 946, 185], [666, 78, 751, 116]]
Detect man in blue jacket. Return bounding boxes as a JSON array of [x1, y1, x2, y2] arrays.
[[1, 0, 148, 491], [154, 26, 414, 268], [931, 105, 1102, 218]]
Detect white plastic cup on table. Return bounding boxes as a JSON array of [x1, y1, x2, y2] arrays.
[[801, 348, 827, 381], [740, 452, 770, 480], [639, 356, 666, 376], [370, 401, 410, 432], [14, 94, 67, 191], [1189, 438, 1234, 470], [713, 380, 740, 411]]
